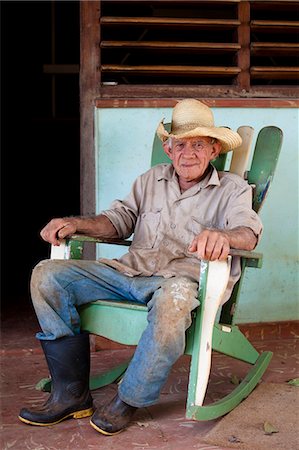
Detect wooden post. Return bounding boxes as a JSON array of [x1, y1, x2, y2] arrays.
[[80, 1, 101, 258], [80, 1, 101, 217], [236, 1, 251, 92]]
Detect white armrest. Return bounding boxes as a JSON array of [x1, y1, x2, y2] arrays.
[[195, 257, 232, 406], [50, 240, 69, 260]]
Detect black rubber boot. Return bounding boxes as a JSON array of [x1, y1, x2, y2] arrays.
[[18, 333, 93, 426], [90, 394, 137, 435]]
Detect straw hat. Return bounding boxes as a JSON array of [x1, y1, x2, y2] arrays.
[[156, 99, 242, 153]]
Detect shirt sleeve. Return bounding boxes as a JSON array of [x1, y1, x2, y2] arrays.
[[223, 179, 263, 245], [101, 174, 143, 239]]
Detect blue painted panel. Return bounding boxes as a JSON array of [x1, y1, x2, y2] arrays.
[[95, 107, 299, 323]]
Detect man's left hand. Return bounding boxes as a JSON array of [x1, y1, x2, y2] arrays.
[[188, 229, 230, 261]]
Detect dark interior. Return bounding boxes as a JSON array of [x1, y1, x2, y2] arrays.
[[1, 1, 80, 312]]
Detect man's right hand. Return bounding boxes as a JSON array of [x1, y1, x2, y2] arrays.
[[40, 218, 78, 246]]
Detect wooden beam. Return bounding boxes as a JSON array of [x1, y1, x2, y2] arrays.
[[251, 42, 299, 56], [101, 41, 241, 52], [101, 16, 240, 28], [80, 2, 101, 220], [237, 1, 250, 92], [251, 66, 299, 79], [95, 98, 299, 108], [251, 1, 298, 10], [101, 64, 241, 76], [251, 20, 299, 32], [97, 84, 298, 99]]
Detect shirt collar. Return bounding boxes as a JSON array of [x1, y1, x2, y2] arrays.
[[206, 164, 221, 187], [157, 164, 174, 182]]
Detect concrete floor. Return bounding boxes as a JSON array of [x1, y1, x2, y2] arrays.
[[1, 302, 298, 450]]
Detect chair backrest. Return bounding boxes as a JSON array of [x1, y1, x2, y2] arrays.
[[247, 126, 283, 213]]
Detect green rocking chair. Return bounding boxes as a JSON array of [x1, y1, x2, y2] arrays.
[[46, 124, 283, 421]]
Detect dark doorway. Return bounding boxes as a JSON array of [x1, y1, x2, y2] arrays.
[[1, 1, 80, 311]]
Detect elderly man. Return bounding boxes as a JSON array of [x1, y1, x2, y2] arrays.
[[19, 99, 262, 435]]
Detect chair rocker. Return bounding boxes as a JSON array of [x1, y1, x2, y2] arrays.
[[44, 124, 283, 421]]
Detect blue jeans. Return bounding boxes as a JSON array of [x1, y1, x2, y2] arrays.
[[30, 259, 199, 407]]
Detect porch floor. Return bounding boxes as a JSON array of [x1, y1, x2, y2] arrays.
[[1, 301, 298, 450]]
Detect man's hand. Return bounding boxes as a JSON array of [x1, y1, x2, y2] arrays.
[[40, 218, 78, 246], [188, 229, 230, 261], [188, 226, 258, 261], [40, 214, 119, 246]]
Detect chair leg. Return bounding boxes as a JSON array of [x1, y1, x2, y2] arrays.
[[186, 351, 272, 421], [212, 324, 259, 364]]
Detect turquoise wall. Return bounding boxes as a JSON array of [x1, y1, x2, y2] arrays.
[[95, 106, 299, 324]]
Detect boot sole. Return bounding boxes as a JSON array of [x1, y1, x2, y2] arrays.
[[18, 407, 93, 426], [89, 418, 123, 436]]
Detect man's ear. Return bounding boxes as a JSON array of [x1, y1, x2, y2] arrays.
[[162, 141, 174, 160], [210, 141, 222, 160]]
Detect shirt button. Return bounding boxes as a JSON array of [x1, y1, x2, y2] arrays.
[[170, 223, 176, 229], [164, 240, 169, 246], [150, 260, 155, 266]]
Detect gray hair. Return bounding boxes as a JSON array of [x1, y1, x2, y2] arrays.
[[167, 137, 173, 149], [166, 137, 217, 149]]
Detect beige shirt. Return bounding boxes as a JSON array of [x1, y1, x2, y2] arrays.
[[100, 164, 263, 304]]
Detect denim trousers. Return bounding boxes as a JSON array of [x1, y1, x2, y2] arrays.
[[30, 259, 199, 407]]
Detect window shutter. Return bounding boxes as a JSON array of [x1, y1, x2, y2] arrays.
[[100, 1, 242, 85], [250, 1, 299, 85], [97, 0, 298, 98]]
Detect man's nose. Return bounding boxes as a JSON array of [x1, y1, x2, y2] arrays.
[[183, 143, 196, 156]]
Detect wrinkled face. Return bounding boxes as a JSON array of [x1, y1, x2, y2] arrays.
[[163, 136, 222, 185]]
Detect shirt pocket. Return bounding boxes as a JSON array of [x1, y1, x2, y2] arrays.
[[132, 210, 161, 249]]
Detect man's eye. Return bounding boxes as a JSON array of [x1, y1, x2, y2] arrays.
[[194, 142, 204, 149]]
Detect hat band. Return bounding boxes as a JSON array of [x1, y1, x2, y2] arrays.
[[171, 122, 213, 134]]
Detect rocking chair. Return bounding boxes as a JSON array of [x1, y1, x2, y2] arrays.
[[45, 124, 283, 421]]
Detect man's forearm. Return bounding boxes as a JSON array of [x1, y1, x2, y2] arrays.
[[224, 226, 258, 251], [71, 214, 119, 239]]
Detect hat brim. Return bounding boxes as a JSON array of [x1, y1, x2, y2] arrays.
[[156, 121, 242, 153]]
